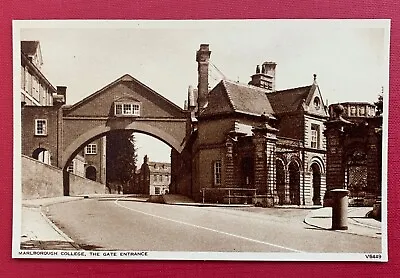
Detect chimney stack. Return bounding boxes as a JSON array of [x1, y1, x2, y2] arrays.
[[56, 86, 67, 104], [196, 44, 211, 111], [249, 61, 276, 92]]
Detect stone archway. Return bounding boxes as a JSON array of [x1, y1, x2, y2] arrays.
[[288, 161, 300, 205], [311, 163, 322, 205]]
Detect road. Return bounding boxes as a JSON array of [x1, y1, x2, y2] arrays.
[[44, 197, 381, 253]]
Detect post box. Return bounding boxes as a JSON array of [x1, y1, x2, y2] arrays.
[[331, 189, 349, 230]]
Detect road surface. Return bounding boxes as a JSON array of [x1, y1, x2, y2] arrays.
[[44, 197, 381, 253]]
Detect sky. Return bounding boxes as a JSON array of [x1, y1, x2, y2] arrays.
[[17, 20, 390, 164]]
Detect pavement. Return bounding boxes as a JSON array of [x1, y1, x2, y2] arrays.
[[303, 206, 381, 238], [19, 194, 382, 250]]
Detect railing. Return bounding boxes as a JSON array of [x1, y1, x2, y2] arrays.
[[201, 187, 258, 204]]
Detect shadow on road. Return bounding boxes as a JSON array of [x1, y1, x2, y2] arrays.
[[20, 240, 82, 250]]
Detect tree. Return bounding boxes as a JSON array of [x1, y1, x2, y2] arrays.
[[106, 131, 138, 194]]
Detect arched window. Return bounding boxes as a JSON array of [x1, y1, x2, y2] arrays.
[[276, 159, 286, 205], [311, 163, 322, 205], [288, 161, 300, 205]]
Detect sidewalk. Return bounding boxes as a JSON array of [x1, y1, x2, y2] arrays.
[[304, 206, 382, 238], [20, 206, 81, 250]]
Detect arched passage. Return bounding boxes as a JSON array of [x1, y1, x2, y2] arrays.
[[85, 165, 97, 181], [32, 148, 51, 165], [62, 124, 183, 196], [288, 161, 300, 205], [62, 121, 185, 171], [276, 159, 285, 205], [311, 163, 321, 205]]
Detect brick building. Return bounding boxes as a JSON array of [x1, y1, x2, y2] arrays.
[[20, 41, 107, 184], [134, 155, 171, 195], [172, 44, 328, 206]]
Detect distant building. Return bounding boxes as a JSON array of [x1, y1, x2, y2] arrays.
[[135, 155, 170, 195]]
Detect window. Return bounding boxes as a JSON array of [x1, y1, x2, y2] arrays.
[[35, 119, 47, 136], [359, 106, 365, 116], [313, 97, 321, 110], [311, 124, 319, 149], [114, 102, 140, 116], [154, 175, 158, 182], [85, 144, 97, 155], [214, 161, 222, 186], [67, 161, 74, 173], [123, 104, 132, 114], [350, 106, 356, 116], [155, 187, 160, 195], [115, 104, 122, 115]]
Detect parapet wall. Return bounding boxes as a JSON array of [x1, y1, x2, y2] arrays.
[[21, 155, 105, 200]]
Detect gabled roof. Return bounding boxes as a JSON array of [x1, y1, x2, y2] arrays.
[[147, 161, 171, 174], [201, 79, 275, 117], [64, 74, 184, 115], [21, 41, 40, 56], [266, 85, 312, 114]]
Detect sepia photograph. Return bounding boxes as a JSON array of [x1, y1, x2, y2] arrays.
[[12, 19, 389, 261]]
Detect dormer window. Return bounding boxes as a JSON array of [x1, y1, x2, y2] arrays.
[[313, 97, 321, 110], [114, 102, 140, 116]]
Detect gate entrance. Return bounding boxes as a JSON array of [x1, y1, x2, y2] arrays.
[[59, 74, 189, 196]]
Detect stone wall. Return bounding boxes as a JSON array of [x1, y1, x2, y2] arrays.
[[21, 155, 105, 200]]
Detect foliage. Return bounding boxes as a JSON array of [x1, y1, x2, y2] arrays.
[[106, 131, 138, 192]]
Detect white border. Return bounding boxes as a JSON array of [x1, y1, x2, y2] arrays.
[[12, 19, 390, 262]]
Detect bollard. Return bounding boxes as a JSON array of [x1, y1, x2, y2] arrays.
[[331, 189, 349, 230]]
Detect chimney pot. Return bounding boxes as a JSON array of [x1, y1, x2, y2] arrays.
[[196, 44, 211, 112]]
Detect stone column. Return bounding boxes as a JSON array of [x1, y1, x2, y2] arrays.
[[225, 137, 235, 188], [325, 123, 346, 192], [252, 123, 278, 206], [366, 117, 383, 199], [252, 131, 267, 195], [265, 133, 278, 204], [284, 168, 291, 204]]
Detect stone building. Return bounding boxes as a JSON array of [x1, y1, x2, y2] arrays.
[[172, 44, 328, 206], [135, 155, 171, 195], [20, 41, 107, 184], [324, 102, 382, 206]]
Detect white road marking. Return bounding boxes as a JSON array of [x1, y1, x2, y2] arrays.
[[114, 199, 305, 253]]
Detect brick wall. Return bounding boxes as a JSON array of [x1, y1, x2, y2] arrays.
[[21, 155, 105, 200], [276, 113, 303, 140], [21, 106, 60, 166]]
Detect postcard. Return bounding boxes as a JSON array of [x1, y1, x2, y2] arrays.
[[13, 19, 389, 261]]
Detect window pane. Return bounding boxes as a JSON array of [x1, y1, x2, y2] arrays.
[[123, 104, 132, 114], [133, 104, 140, 115], [35, 119, 47, 135], [214, 161, 222, 185], [115, 104, 122, 115], [86, 144, 97, 154]]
